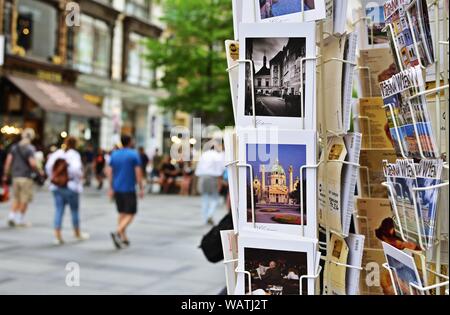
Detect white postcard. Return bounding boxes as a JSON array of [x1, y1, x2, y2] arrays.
[[225, 40, 240, 123], [221, 230, 239, 295], [236, 233, 317, 295], [237, 22, 316, 130], [253, 0, 326, 24], [232, 0, 244, 40], [237, 128, 317, 238], [224, 128, 239, 233]]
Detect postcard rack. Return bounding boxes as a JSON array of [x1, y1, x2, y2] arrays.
[[224, 0, 448, 296], [379, 0, 450, 295]]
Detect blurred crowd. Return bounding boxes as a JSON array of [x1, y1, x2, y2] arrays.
[[0, 128, 229, 247]]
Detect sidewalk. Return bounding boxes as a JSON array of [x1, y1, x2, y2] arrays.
[[0, 188, 227, 294]]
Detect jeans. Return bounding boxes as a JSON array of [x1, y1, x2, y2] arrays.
[[53, 188, 80, 230], [201, 192, 219, 223]]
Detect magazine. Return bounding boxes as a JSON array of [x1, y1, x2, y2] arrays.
[[355, 197, 394, 249], [384, 0, 435, 69], [415, 159, 443, 248], [358, 148, 397, 198], [380, 65, 439, 159], [406, 0, 435, 67], [384, 0, 420, 69], [357, 48, 398, 97], [354, 97, 395, 149], [360, 248, 392, 295], [383, 159, 425, 249]]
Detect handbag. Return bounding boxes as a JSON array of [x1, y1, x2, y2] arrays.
[[199, 213, 234, 263], [51, 158, 69, 188], [0, 183, 9, 202]]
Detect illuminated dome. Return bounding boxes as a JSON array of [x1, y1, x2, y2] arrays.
[[271, 160, 285, 175]]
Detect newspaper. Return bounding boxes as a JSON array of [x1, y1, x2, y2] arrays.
[[345, 233, 365, 295], [342, 133, 362, 236]]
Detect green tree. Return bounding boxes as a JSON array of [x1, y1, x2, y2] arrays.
[[145, 0, 234, 126]]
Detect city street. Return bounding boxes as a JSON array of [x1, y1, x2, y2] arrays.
[[256, 95, 286, 116], [0, 188, 227, 295]]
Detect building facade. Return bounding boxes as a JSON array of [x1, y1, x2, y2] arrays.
[[0, 0, 168, 155]]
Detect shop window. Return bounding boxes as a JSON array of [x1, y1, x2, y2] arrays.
[[127, 32, 153, 87], [73, 14, 111, 77], [16, 0, 57, 61], [126, 0, 151, 20]]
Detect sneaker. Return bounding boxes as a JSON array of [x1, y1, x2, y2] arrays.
[[8, 219, 15, 228], [75, 232, 90, 241], [121, 239, 130, 247], [53, 238, 64, 245], [110, 232, 122, 249]]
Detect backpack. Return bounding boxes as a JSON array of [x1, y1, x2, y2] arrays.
[[199, 213, 234, 263], [51, 158, 69, 188]]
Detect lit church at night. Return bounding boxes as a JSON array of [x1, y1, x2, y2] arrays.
[[252, 161, 300, 205]]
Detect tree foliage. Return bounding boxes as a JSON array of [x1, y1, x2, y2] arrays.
[[145, 0, 234, 126]]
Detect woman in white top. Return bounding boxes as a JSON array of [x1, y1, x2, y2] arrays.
[[45, 137, 88, 244]]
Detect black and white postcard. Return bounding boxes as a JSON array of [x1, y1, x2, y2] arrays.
[[237, 23, 316, 130]]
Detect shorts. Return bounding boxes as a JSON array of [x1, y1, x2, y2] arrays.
[[114, 192, 137, 215], [12, 177, 34, 204]]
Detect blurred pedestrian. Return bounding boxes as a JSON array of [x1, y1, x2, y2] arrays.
[[179, 160, 194, 196], [159, 155, 178, 194], [138, 146, 149, 183], [149, 148, 162, 193], [82, 143, 95, 187], [195, 141, 225, 225], [2, 128, 43, 227], [94, 148, 106, 190], [107, 135, 144, 249], [45, 136, 88, 245], [0, 142, 6, 181]]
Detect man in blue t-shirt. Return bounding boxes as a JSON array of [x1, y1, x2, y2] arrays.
[[106, 135, 144, 249]]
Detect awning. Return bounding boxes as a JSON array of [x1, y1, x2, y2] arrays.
[[6, 75, 104, 118]]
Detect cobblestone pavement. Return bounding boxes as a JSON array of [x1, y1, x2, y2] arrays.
[[0, 187, 227, 295]]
